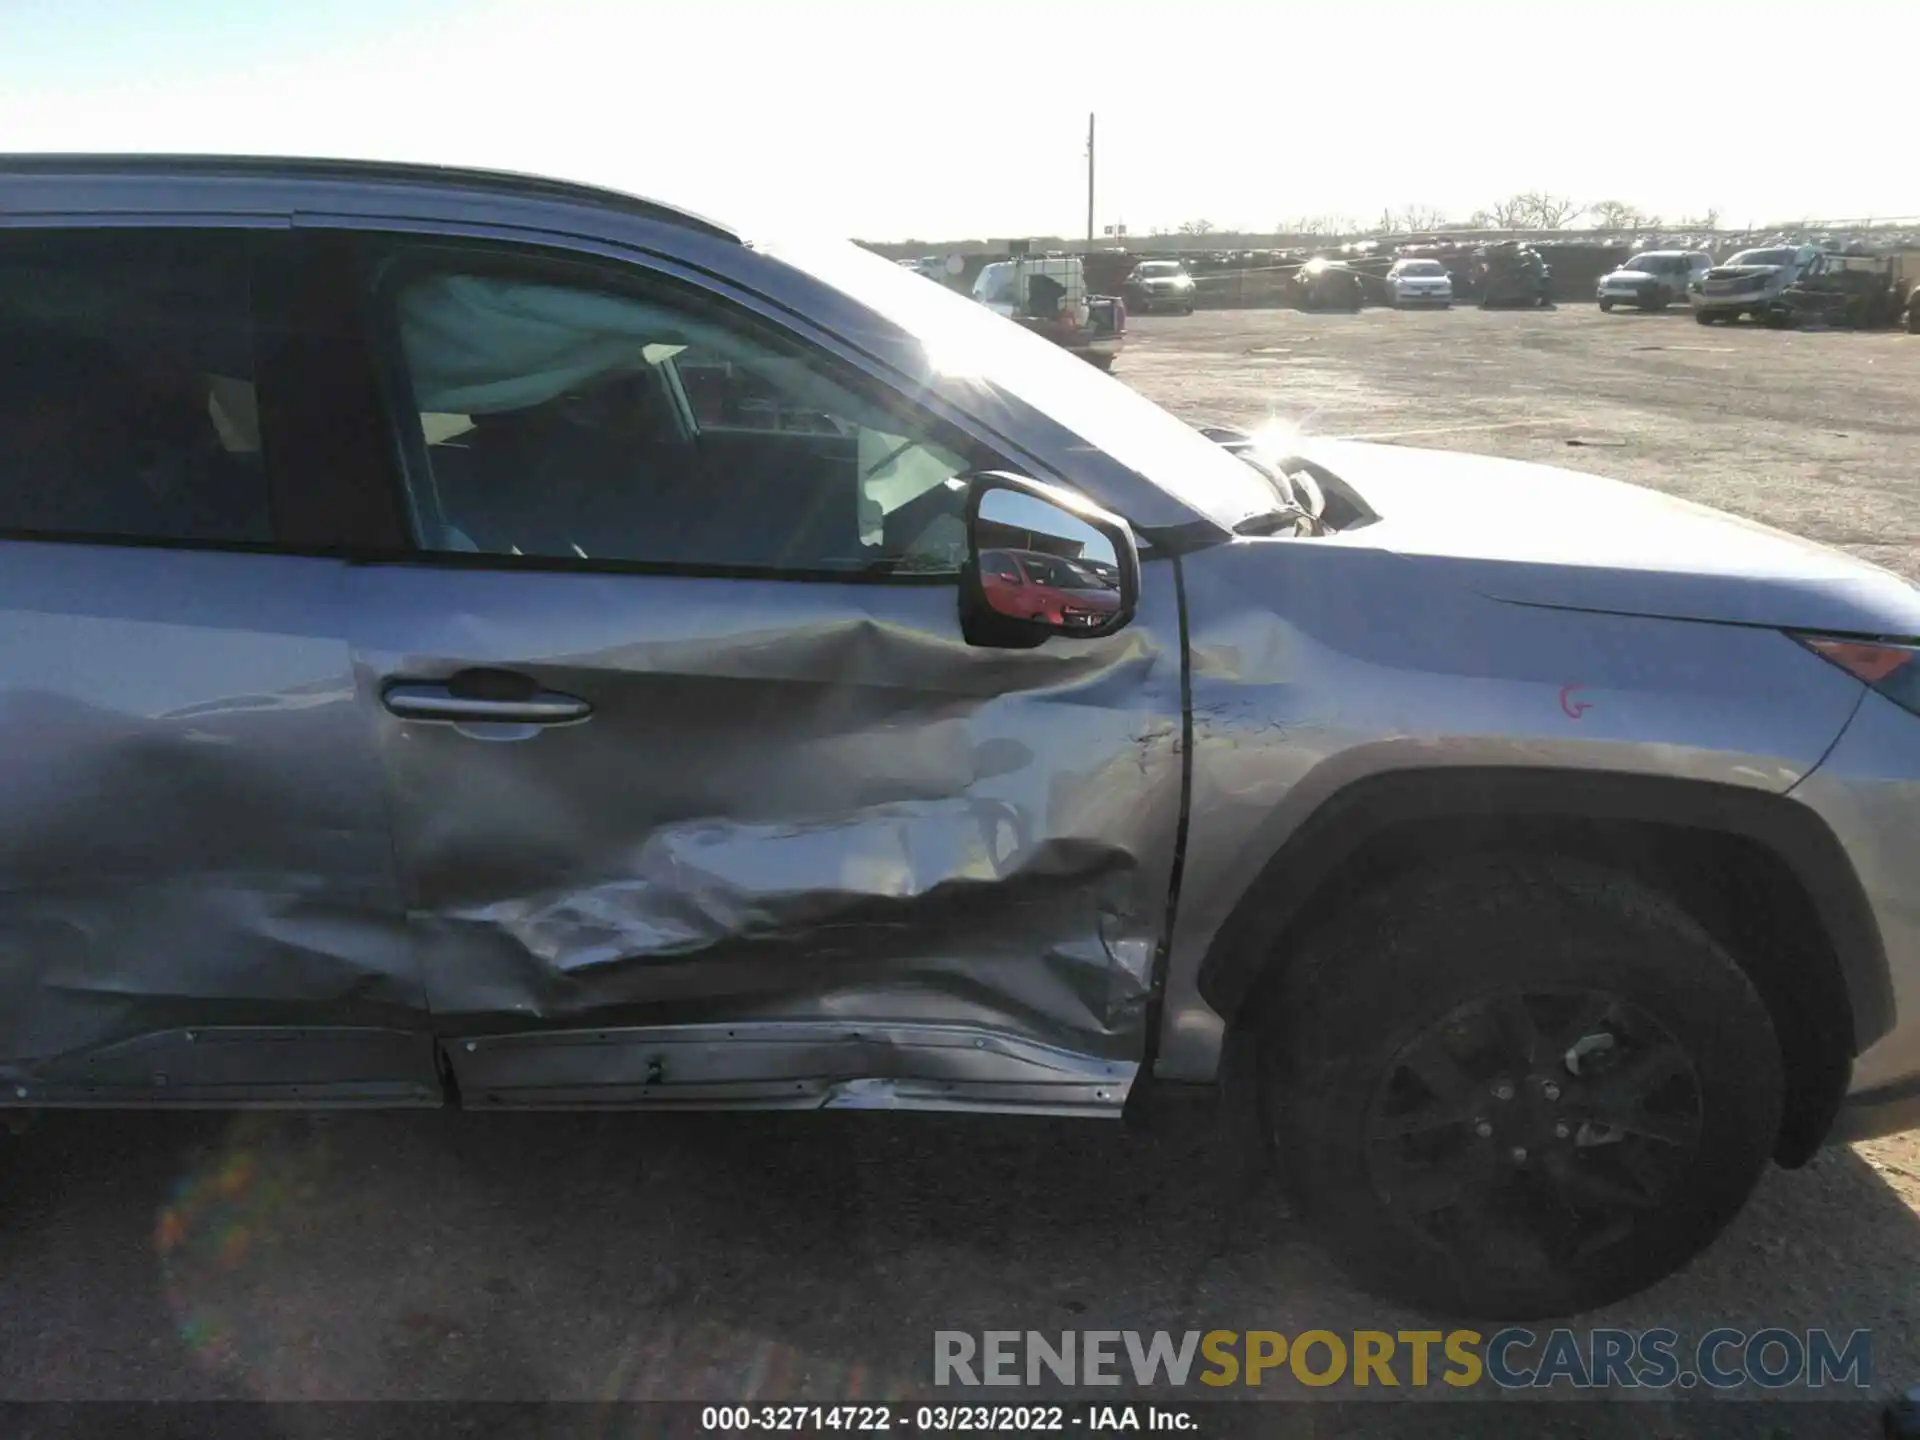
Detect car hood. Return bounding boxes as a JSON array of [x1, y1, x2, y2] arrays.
[[1600, 267, 1660, 283], [1394, 273, 1452, 284], [1295, 439, 1920, 634], [1705, 263, 1783, 281]]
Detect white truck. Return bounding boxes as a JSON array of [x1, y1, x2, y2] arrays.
[[971, 255, 1126, 370]]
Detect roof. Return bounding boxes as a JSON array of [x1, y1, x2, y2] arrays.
[[0, 153, 740, 242]]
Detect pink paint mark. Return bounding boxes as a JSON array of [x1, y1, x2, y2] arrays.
[[1560, 684, 1593, 720]]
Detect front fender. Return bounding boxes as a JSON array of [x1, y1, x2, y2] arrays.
[[1152, 536, 1868, 1080]]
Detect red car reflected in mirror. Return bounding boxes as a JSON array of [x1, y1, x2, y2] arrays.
[[979, 548, 1123, 630]]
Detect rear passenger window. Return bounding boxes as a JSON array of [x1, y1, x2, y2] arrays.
[[0, 230, 271, 544]]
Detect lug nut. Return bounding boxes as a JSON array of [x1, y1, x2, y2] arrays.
[[1542, 1081, 1562, 1101], [1554, 1121, 1571, 1139], [1510, 1146, 1529, 1164], [1475, 1120, 1494, 1138], [1492, 1081, 1515, 1101]]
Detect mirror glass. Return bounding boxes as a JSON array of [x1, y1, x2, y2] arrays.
[[976, 488, 1123, 631]]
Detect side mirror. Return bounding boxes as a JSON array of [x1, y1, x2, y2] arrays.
[[961, 473, 1139, 646]]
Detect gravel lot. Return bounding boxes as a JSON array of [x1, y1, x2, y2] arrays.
[[3, 305, 1918, 1435]]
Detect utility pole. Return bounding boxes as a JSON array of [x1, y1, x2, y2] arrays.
[[1085, 112, 1095, 248]]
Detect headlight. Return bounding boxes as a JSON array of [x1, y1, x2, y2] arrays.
[[1794, 635, 1920, 716]]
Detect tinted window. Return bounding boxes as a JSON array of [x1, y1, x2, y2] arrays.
[[381, 259, 985, 574], [1018, 552, 1104, 589], [982, 549, 1023, 580], [0, 229, 271, 544]]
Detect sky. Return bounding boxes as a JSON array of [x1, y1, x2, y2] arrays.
[[3, 0, 1911, 243]]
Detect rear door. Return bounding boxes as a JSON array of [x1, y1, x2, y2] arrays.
[[329, 229, 1187, 1114], [0, 221, 433, 1102]]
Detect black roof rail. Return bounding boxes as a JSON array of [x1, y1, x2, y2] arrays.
[[0, 153, 740, 241]]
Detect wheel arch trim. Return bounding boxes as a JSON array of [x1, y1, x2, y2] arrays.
[[1193, 766, 1892, 1055]]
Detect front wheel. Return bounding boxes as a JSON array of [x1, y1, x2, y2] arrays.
[[1259, 856, 1782, 1319], [1597, 298, 1615, 312], [1695, 309, 1717, 325], [1641, 288, 1670, 311], [1085, 352, 1115, 372]]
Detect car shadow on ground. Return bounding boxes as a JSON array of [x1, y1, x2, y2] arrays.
[[0, 1108, 1911, 1435]]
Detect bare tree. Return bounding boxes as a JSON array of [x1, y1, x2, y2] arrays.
[[1470, 196, 1529, 229], [1588, 199, 1659, 231], [1473, 192, 1584, 230], [1374, 205, 1449, 234], [1277, 214, 1356, 238], [1178, 218, 1216, 237], [1519, 192, 1583, 229], [1676, 207, 1722, 231]]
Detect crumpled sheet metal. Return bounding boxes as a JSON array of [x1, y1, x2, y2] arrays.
[[352, 562, 1187, 1097], [452, 1021, 1137, 1115], [1152, 536, 1874, 1082], [0, 546, 434, 1096]]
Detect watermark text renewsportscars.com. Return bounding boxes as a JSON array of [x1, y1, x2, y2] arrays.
[[933, 1328, 1873, 1391]]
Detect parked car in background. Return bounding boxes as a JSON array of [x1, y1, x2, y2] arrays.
[[1596, 250, 1712, 311], [1124, 259, 1196, 315], [1385, 257, 1454, 308], [972, 254, 1126, 369], [1290, 256, 1366, 312], [1778, 253, 1907, 330], [978, 548, 1123, 629], [1477, 240, 1553, 308], [9, 155, 1920, 1325], [1693, 245, 1820, 324]]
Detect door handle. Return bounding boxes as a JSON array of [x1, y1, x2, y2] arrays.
[[382, 682, 592, 726]]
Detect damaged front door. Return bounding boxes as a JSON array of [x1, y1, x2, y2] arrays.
[[344, 238, 1187, 1114]]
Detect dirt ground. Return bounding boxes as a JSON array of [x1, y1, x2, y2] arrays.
[[2, 305, 1917, 1436], [1124, 304, 1920, 582]]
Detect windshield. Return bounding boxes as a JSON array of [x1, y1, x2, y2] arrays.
[[1626, 254, 1680, 274], [1137, 262, 1184, 277], [1728, 249, 1796, 268], [765, 237, 1278, 529], [1395, 260, 1446, 276]]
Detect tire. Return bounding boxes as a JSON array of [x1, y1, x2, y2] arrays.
[[1642, 288, 1670, 312], [1695, 309, 1717, 325], [1258, 855, 1782, 1320], [1762, 307, 1788, 330], [1597, 298, 1615, 312], [1085, 353, 1115, 372], [1907, 303, 1920, 335]]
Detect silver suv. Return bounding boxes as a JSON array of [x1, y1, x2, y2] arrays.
[[1693, 243, 1821, 323], [2, 155, 1917, 1322], [1596, 249, 1712, 311]]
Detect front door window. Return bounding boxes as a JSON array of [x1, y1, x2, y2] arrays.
[[381, 263, 982, 575]]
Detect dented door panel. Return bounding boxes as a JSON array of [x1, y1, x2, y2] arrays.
[[348, 562, 1185, 1110], [0, 544, 437, 1102]]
